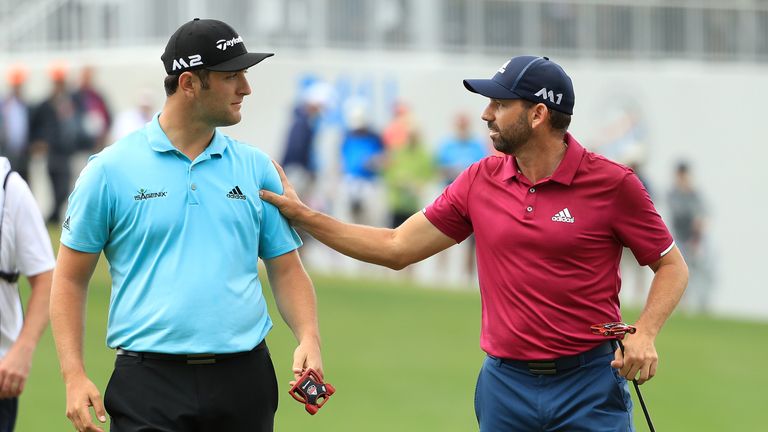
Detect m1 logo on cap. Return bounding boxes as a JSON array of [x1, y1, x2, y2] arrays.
[[535, 87, 563, 105], [216, 36, 244, 51], [172, 54, 203, 71]]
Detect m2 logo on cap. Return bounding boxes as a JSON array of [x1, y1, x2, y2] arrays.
[[216, 36, 243, 51], [535, 87, 563, 105], [172, 54, 203, 71]]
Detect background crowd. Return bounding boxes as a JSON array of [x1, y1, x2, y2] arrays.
[[0, 63, 714, 313]]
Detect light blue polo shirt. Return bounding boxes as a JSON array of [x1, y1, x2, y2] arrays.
[[61, 113, 302, 354]]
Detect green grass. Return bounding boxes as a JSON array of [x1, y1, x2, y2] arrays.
[[15, 251, 768, 431]]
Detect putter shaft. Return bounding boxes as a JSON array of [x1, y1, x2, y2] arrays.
[[615, 340, 656, 432]]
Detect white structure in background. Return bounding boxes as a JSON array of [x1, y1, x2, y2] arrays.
[[2, 0, 766, 319]]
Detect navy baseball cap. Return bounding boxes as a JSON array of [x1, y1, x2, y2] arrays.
[[463, 56, 575, 115], [161, 18, 274, 75]]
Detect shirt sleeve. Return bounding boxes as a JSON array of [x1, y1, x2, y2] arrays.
[[612, 172, 675, 266], [60, 156, 112, 253], [258, 159, 302, 259], [423, 162, 478, 243], [8, 174, 55, 276]]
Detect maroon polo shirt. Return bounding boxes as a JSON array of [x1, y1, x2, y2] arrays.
[[424, 133, 674, 360]]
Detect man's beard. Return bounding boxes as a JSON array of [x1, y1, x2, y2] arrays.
[[490, 111, 532, 155]]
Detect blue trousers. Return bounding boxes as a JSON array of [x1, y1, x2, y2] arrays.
[[0, 398, 17, 432], [475, 351, 634, 431]]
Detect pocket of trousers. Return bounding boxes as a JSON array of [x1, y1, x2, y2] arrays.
[[104, 355, 140, 415], [609, 366, 633, 412]]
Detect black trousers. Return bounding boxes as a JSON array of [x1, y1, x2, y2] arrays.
[[0, 398, 17, 432], [104, 343, 278, 432]]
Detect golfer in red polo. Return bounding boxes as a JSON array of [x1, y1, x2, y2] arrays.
[[260, 55, 688, 431]]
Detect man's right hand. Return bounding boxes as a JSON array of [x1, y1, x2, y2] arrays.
[[259, 160, 310, 222], [64, 374, 107, 432]]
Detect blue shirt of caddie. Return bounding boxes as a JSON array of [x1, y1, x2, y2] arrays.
[[61, 113, 302, 354]]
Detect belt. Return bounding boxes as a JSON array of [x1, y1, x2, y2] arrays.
[[491, 341, 615, 375], [116, 340, 266, 365]]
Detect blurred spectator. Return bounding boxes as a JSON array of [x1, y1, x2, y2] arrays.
[[29, 62, 86, 224], [383, 130, 435, 228], [72, 65, 112, 152], [0, 156, 55, 432], [620, 149, 655, 306], [435, 112, 488, 186], [625, 158, 653, 197], [0, 65, 32, 181], [382, 101, 413, 150], [589, 105, 656, 305], [110, 89, 155, 141], [339, 100, 385, 225], [590, 104, 647, 165], [281, 81, 332, 202], [435, 112, 488, 280], [668, 161, 713, 313]]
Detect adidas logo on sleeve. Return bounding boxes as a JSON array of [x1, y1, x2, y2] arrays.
[[226, 186, 246, 200], [551, 208, 574, 223]]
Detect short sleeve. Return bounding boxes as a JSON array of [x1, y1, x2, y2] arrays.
[[8, 174, 55, 276], [423, 163, 478, 243], [258, 160, 302, 259], [60, 156, 112, 253], [612, 173, 675, 266]]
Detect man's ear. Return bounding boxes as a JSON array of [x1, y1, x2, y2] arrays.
[[531, 103, 549, 129], [178, 72, 196, 96]]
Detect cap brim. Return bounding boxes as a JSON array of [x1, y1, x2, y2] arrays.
[[207, 52, 274, 72], [463, 79, 521, 100]]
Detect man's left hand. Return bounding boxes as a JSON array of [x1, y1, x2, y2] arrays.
[[610, 332, 658, 385], [290, 341, 323, 386]]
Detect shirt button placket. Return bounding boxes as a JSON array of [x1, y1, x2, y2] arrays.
[[524, 185, 537, 219], [188, 165, 199, 206]]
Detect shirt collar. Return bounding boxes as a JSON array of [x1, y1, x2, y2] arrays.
[[206, 129, 228, 156], [500, 154, 521, 181], [147, 112, 228, 157], [550, 133, 585, 186], [146, 113, 175, 153], [500, 132, 585, 185]]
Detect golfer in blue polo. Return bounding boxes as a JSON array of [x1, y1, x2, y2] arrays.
[[50, 19, 323, 432]]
